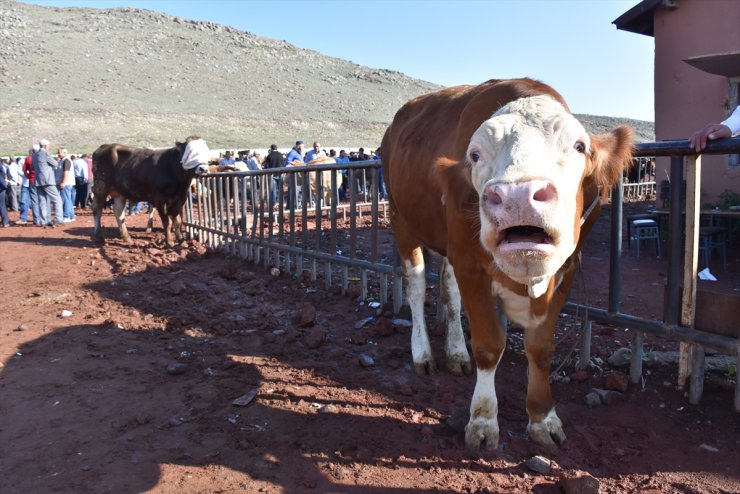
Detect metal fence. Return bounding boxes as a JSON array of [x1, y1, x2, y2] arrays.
[[185, 161, 403, 307], [184, 142, 740, 409]]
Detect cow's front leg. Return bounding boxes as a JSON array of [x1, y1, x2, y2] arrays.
[[524, 322, 566, 447], [458, 271, 505, 451], [157, 205, 174, 247], [113, 197, 132, 244], [439, 258, 472, 375]]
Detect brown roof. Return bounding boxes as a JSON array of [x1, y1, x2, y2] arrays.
[[612, 0, 675, 37]]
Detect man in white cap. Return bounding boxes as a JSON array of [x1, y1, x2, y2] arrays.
[[32, 139, 63, 227]]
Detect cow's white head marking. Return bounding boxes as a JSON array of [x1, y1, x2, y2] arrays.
[[467, 95, 591, 295]]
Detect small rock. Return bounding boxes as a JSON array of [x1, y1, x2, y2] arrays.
[[354, 317, 374, 329], [170, 280, 186, 295], [15, 323, 29, 332], [591, 388, 626, 406], [605, 371, 629, 392], [559, 470, 600, 494], [59, 310, 73, 318], [304, 328, 327, 349], [294, 303, 317, 327], [607, 347, 631, 367], [525, 455, 551, 474], [584, 392, 602, 408], [232, 389, 258, 407], [166, 362, 188, 375], [391, 318, 412, 328], [318, 404, 338, 413], [699, 443, 719, 453], [358, 354, 374, 367], [269, 267, 280, 276]]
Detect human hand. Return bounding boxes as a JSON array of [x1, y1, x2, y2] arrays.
[[689, 123, 732, 152]]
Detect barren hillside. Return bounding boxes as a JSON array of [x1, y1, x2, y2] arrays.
[[0, 0, 653, 154]]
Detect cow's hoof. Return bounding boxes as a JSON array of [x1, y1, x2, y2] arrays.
[[446, 354, 474, 376], [464, 416, 499, 451], [527, 409, 566, 447], [413, 358, 437, 376]]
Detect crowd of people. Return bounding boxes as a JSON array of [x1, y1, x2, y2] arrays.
[[0, 139, 92, 228], [0, 138, 386, 227], [214, 140, 385, 203]]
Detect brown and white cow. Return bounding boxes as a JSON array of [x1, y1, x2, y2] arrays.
[[381, 78, 633, 450], [92, 137, 210, 247], [287, 155, 341, 207]]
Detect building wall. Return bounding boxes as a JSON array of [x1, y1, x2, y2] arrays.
[[653, 0, 740, 204]]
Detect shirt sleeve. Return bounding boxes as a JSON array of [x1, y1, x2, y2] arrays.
[[721, 106, 740, 135]]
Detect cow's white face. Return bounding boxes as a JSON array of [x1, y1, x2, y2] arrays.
[[467, 95, 591, 296]]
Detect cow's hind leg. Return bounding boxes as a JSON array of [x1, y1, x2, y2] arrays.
[[112, 197, 132, 243], [145, 208, 155, 233], [403, 246, 436, 375], [439, 258, 473, 375], [91, 192, 106, 243]]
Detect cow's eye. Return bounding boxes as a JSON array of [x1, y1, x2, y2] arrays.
[[574, 141, 586, 154], [469, 151, 481, 163]]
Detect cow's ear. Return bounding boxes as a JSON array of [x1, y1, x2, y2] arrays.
[[434, 157, 478, 213], [588, 125, 634, 189]]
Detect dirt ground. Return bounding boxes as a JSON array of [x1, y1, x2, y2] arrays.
[[1, 205, 739, 494]]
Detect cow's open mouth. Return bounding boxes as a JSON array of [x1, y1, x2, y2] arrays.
[[498, 225, 554, 247]]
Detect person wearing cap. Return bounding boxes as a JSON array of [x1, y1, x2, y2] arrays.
[[32, 139, 63, 227], [285, 140, 304, 165]]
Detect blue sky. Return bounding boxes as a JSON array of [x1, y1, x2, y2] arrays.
[[22, 0, 654, 121]]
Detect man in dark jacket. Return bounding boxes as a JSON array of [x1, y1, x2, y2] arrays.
[[261, 144, 285, 207], [0, 163, 9, 227], [262, 144, 284, 169]]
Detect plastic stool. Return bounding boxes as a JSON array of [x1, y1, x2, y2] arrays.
[[699, 227, 727, 271], [631, 219, 660, 259]]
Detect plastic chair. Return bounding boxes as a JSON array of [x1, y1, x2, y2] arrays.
[[631, 219, 661, 259], [699, 227, 727, 271]]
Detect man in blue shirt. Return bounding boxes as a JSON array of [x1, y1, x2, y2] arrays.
[[304, 141, 325, 162], [219, 150, 236, 166], [285, 141, 304, 164]]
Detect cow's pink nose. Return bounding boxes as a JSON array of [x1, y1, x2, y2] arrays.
[[484, 181, 557, 210]]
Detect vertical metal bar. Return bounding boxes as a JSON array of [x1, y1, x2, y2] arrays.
[[578, 319, 592, 370], [324, 261, 331, 290], [608, 178, 623, 314], [393, 273, 403, 314], [629, 330, 644, 384], [330, 168, 338, 258], [688, 345, 705, 404], [360, 269, 368, 302], [371, 166, 379, 264], [664, 155, 684, 326], [380, 273, 388, 306], [349, 168, 357, 261], [342, 265, 348, 295]]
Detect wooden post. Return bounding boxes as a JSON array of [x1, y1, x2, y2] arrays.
[[678, 155, 701, 393]]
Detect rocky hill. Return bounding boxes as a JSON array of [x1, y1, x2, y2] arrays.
[[0, 0, 654, 155]]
